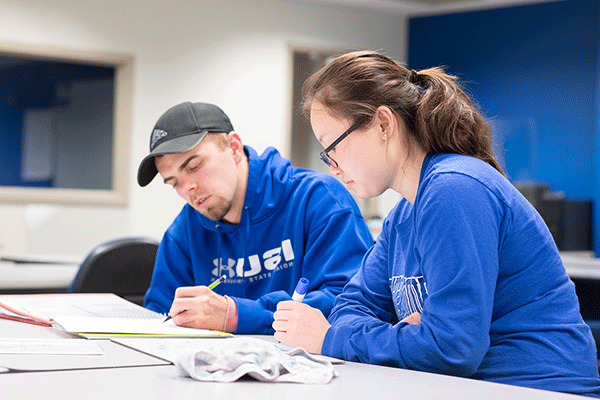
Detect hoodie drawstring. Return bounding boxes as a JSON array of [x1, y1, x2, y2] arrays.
[[215, 223, 223, 281], [214, 206, 250, 298]]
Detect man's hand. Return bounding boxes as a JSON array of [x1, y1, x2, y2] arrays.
[[169, 286, 228, 331], [272, 300, 330, 354]]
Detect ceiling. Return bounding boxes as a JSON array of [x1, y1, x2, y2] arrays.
[[283, 0, 560, 16]]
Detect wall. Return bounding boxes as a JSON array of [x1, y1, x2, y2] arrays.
[[0, 0, 406, 257], [408, 0, 600, 254]]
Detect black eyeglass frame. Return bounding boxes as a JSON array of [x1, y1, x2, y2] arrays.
[[319, 118, 364, 168]]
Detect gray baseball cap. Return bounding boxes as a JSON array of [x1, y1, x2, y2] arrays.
[[137, 102, 234, 187]]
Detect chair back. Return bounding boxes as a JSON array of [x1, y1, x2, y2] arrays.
[[69, 237, 159, 306]]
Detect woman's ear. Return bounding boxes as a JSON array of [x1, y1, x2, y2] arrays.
[[376, 106, 396, 140]]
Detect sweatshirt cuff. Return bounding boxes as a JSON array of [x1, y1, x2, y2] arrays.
[[321, 324, 354, 360], [231, 296, 275, 334]]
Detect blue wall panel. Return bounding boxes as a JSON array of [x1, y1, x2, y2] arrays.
[[408, 0, 600, 254], [0, 60, 114, 188], [0, 92, 22, 186]]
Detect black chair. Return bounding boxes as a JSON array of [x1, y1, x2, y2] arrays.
[[571, 277, 600, 372], [69, 237, 159, 306]]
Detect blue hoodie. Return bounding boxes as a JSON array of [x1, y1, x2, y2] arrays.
[[322, 153, 600, 397], [144, 146, 373, 334]]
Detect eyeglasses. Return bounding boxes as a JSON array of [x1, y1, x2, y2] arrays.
[[319, 118, 363, 168]]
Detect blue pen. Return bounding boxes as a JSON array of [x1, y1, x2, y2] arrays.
[[292, 277, 309, 302]]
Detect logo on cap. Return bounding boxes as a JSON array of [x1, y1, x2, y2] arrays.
[[150, 129, 168, 150]]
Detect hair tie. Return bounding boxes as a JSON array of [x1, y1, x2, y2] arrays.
[[407, 69, 419, 84]]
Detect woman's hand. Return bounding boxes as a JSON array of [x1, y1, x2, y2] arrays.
[[272, 301, 331, 354], [401, 312, 421, 325]]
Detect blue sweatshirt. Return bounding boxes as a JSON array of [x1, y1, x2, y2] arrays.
[[144, 146, 373, 334], [322, 153, 600, 397]]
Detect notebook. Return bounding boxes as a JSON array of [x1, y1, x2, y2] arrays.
[[0, 293, 231, 338]]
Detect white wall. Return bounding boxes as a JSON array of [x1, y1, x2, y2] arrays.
[[0, 0, 406, 257]]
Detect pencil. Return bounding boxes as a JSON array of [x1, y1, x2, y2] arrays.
[[208, 275, 226, 290]]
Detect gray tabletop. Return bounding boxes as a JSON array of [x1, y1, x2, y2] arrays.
[[0, 318, 584, 400]]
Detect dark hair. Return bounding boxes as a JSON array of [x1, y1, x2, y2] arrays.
[[301, 50, 505, 176]]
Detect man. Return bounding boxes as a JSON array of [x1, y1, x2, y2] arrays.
[[138, 102, 373, 334]]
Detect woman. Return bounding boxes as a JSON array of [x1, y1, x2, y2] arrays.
[[272, 50, 600, 397]]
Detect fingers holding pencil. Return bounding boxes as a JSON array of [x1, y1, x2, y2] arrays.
[[164, 275, 228, 330]]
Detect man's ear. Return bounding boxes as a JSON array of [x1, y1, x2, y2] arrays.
[[227, 132, 245, 163]]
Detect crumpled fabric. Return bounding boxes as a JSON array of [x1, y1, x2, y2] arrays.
[[176, 337, 337, 384]]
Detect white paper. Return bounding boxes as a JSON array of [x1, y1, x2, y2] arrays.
[[52, 316, 227, 337], [111, 337, 233, 363], [0, 293, 163, 319], [0, 339, 104, 355]]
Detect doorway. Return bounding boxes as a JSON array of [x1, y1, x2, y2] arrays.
[[289, 48, 381, 223]]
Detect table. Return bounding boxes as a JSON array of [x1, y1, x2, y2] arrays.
[[561, 251, 600, 280], [560, 252, 600, 326], [0, 319, 585, 400], [0, 260, 79, 294]]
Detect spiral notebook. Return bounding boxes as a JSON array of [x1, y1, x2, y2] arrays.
[[0, 293, 231, 338]]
